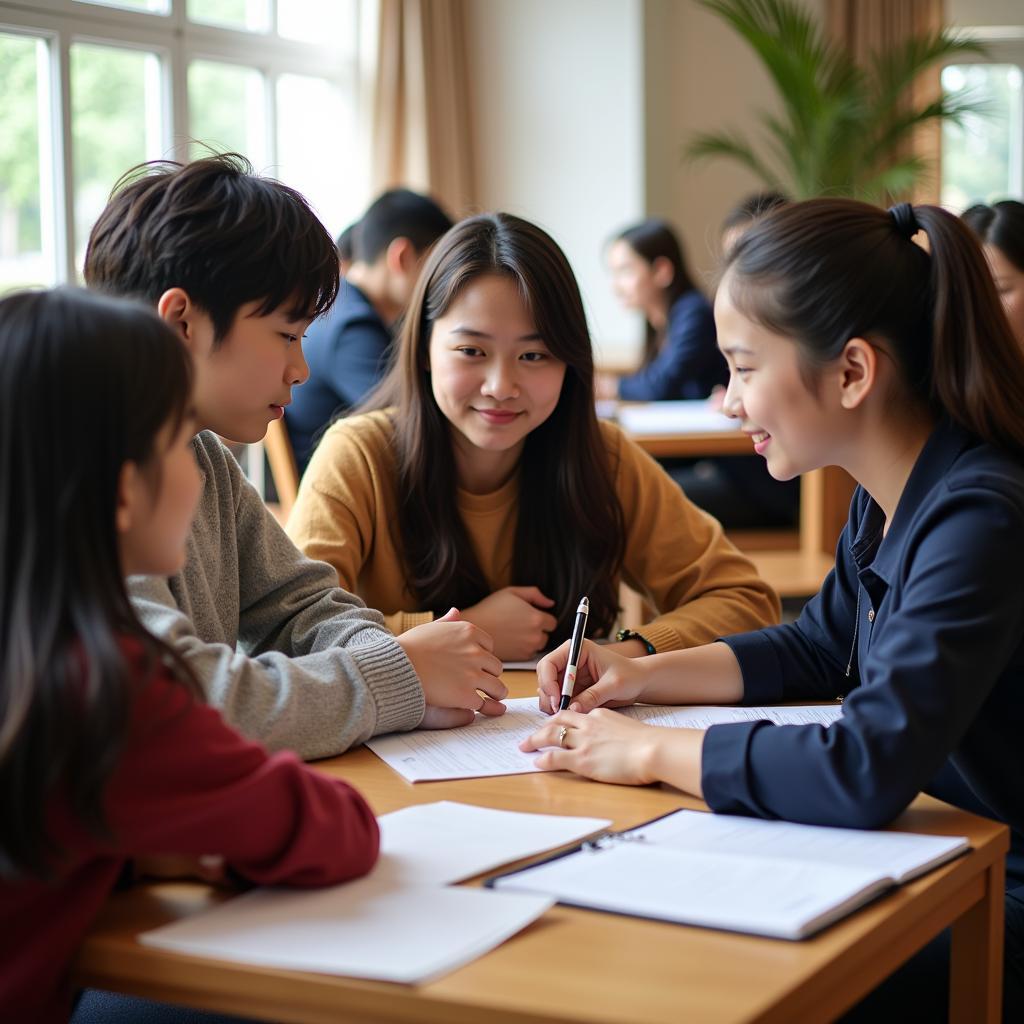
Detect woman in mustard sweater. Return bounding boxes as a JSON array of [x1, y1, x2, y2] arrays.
[[287, 213, 778, 663]]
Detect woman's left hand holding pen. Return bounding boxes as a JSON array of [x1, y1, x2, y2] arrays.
[[536, 638, 652, 715]]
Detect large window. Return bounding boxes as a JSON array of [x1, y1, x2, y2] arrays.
[[0, 0, 364, 295], [941, 33, 1024, 211]]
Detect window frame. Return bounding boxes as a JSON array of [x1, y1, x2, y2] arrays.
[[942, 28, 1024, 205], [0, 0, 361, 285]]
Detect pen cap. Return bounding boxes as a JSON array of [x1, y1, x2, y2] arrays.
[[576, 596, 589, 615]]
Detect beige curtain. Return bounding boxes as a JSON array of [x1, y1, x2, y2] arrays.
[[827, 0, 944, 203], [369, 0, 476, 217]]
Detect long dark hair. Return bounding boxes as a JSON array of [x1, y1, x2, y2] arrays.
[[723, 198, 1024, 459], [367, 213, 625, 643], [961, 199, 1024, 273], [613, 219, 698, 362], [0, 287, 201, 880]]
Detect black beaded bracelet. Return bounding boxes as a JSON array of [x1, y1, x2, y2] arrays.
[[615, 628, 656, 655]]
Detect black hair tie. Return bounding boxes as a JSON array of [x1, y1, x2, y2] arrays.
[[888, 202, 920, 240]]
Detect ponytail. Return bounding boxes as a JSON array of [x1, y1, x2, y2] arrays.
[[726, 197, 1024, 459], [911, 206, 1024, 458]]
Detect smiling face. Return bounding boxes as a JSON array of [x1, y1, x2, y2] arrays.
[[188, 299, 314, 444], [983, 243, 1024, 347], [714, 274, 846, 481], [427, 273, 567, 492]]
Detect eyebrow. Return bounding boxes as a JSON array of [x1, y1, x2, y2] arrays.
[[720, 345, 757, 357], [449, 326, 545, 342]]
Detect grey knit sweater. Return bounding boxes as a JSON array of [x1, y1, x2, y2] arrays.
[[128, 431, 425, 759]]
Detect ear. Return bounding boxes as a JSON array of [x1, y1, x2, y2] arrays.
[[385, 237, 418, 276], [651, 256, 676, 290], [156, 288, 212, 357], [115, 460, 140, 536], [836, 337, 878, 410]]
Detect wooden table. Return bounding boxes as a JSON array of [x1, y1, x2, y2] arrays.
[[74, 674, 1008, 1024]]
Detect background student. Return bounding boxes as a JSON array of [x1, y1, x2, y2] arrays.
[[85, 155, 506, 760], [598, 218, 723, 402], [527, 199, 1024, 1020], [286, 188, 453, 472], [962, 199, 1024, 347], [602, 216, 796, 529], [719, 190, 790, 258], [286, 212, 779, 664], [0, 288, 380, 1022]]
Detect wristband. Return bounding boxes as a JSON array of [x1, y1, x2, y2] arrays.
[[615, 628, 656, 655]]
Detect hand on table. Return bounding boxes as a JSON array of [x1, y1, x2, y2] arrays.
[[519, 709, 660, 785], [398, 608, 508, 728]]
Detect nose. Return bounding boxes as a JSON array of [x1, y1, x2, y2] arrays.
[[288, 339, 309, 387], [721, 373, 743, 420], [481, 359, 519, 400]]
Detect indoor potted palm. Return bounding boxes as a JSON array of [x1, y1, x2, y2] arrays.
[[687, 0, 987, 201]]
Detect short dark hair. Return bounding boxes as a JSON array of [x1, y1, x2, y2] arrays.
[[352, 189, 453, 263], [721, 191, 790, 233], [961, 200, 1024, 273], [84, 153, 340, 341], [336, 221, 358, 262]]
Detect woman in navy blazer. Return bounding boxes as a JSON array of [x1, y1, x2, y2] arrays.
[[529, 199, 1024, 1020], [603, 218, 725, 400]]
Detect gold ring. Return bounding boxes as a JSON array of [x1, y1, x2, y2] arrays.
[[477, 693, 487, 712], [558, 725, 569, 748]]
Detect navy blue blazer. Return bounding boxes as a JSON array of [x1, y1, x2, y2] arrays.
[[618, 289, 726, 401], [285, 281, 391, 472], [703, 419, 1024, 885]]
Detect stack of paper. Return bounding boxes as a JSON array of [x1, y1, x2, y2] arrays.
[[139, 801, 610, 983], [616, 400, 739, 435], [490, 809, 969, 940]]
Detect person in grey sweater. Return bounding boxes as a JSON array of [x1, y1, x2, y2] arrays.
[[84, 154, 507, 759]]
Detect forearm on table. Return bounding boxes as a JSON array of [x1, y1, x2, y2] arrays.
[[638, 641, 744, 706]]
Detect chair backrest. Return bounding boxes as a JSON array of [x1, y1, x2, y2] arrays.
[[264, 417, 300, 517]]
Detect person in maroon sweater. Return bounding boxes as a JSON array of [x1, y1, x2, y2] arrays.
[[0, 289, 380, 1022]]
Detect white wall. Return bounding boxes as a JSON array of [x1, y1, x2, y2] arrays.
[[466, 0, 826, 363], [466, 0, 646, 364], [949, 0, 1024, 27]]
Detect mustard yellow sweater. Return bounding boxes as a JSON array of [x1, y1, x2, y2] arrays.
[[287, 410, 780, 650]]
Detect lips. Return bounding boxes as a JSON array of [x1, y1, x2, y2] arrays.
[[474, 408, 521, 424]]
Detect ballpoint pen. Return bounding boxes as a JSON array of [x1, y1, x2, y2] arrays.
[[559, 596, 589, 711]]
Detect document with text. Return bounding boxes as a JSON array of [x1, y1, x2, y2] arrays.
[[366, 697, 842, 782]]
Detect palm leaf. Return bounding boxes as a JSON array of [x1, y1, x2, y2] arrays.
[[687, 0, 991, 199]]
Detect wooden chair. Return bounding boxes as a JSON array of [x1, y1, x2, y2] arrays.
[[263, 417, 300, 521]]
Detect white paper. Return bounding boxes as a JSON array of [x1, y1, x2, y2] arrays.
[[366, 699, 550, 781], [502, 658, 539, 670], [616, 400, 739, 436], [139, 880, 552, 983], [492, 809, 968, 940], [374, 801, 611, 886], [494, 842, 885, 940], [366, 698, 842, 783], [624, 704, 843, 730], [627, 809, 967, 884]]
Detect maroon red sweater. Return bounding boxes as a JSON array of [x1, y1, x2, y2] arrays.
[[0, 648, 379, 1021]]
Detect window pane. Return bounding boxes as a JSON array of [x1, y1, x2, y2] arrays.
[[276, 73, 360, 237], [0, 33, 54, 293], [941, 64, 1024, 211], [188, 60, 266, 164], [278, 0, 356, 52], [71, 42, 164, 273], [74, 0, 170, 13], [187, 0, 269, 33]]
